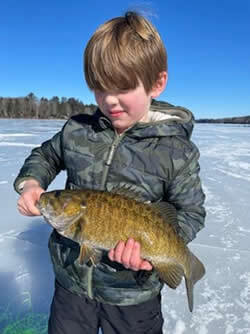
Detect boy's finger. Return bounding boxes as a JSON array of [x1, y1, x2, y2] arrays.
[[113, 241, 125, 263], [121, 238, 135, 268], [129, 241, 142, 271], [140, 260, 153, 271], [17, 199, 29, 215], [17, 198, 41, 216], [17, 205, 27, 216], [108, 248, 115, 261], [27, 204, 41, 216]]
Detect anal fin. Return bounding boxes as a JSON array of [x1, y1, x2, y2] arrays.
[[154, 259, 184, 289]]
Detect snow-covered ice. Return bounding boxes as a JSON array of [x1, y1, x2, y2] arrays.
[[0, 119, 249, 333]]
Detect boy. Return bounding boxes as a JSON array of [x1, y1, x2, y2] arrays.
[[14, 11, 206, 334]]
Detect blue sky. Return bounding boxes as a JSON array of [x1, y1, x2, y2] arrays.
[[1, 0, 249, 118]]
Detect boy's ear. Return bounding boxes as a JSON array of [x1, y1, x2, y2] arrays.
[[151, 71, 168, 98]]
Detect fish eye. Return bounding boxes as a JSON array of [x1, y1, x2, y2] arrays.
[[81, 200, 86, 209], [54, 190, 62, 198]]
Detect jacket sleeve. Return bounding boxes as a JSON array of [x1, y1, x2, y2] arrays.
[[165, 143, 206, 244], [14, 131, 65, 194]]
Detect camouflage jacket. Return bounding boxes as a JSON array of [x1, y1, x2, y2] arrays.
[[14, 100, 206, 305]]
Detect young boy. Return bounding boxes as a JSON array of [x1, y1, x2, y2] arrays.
[[14, 11, 206, 334]]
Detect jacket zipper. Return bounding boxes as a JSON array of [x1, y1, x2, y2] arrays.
[[87, 265, 94, 299], [101, 133, 124, 190]]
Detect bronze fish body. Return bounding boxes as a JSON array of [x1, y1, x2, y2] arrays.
[[37, 188, 205, 312]]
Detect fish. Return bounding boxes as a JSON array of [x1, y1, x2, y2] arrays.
[[37, 188, 205, 312]]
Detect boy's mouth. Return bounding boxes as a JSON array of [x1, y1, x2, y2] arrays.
[[109, 110, 124, 117]]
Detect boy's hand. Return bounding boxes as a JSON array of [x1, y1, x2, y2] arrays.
[[17, 180, 45, 216], [108, 238, 153, 271]]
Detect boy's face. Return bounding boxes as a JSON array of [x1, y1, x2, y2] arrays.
[[94, 81, 156, 134]]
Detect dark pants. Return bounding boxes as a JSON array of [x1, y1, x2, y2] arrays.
[[48, 280, 164, 334]]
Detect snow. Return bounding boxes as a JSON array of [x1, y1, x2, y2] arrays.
[[0, 119, 249, 333]]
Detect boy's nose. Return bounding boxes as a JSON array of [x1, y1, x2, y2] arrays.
[[104, 93, 119, 106]]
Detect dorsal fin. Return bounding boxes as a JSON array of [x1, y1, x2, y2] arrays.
[[108, 184, 146, 202], [151, 201, 178, 226]]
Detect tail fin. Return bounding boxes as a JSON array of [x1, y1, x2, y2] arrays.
[[185, 251, 206, 312]]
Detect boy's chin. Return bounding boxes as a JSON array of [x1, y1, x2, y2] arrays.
[[114, 124, 130, 134], [111, 120, 130, 132]]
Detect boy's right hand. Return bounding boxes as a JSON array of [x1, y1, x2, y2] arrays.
[[17, 180, 45, 216]]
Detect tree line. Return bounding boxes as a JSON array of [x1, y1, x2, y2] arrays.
[[1, 93, 249, 123], [0, 93, 97, 119], [196, 116, 250, 124]]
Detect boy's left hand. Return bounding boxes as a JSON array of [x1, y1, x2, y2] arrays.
[[108, 238, 153, 271]]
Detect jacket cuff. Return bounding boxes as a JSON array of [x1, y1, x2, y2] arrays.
[[13, 177, 41, 194]]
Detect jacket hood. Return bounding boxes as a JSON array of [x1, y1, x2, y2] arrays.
[[96, 99, 195, 140]]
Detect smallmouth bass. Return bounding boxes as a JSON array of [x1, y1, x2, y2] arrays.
[[37, 188, 205, 311]]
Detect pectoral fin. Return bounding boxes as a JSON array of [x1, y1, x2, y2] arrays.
[[79, 244, 102, 266], [154, 259, 184, 289]]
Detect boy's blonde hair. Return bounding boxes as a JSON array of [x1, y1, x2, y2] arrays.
[[84, 11, 167, 94]]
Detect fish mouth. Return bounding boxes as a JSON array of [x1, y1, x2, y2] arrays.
[[36, 194, 47, 211], [37, 201, 83, 232], [36, 201, 46, 217], [37, 206, 54, 224], [36, 201, 51, 219], [36, 200, 58, 224], [35, 201, 42, 212]]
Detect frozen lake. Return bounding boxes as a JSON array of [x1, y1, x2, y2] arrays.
[[0, 119, 249, 333]]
